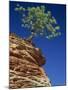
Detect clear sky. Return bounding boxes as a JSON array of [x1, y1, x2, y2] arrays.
[[10, 1, 66, 86]]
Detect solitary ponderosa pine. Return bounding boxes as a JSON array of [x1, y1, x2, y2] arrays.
[[15, 4, 61, 40]]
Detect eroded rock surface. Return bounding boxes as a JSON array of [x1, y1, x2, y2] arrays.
[[9, 34, 51, 89]]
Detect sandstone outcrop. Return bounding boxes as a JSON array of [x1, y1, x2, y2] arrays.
[[9, 34, 51, 89]]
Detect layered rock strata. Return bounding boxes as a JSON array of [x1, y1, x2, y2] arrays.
[[9, 34, 51, 89]]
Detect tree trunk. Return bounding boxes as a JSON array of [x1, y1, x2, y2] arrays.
[[27, 33, 35, 41], [27, 35, 33, 41]]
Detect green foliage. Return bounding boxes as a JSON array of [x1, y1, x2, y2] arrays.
[[15, 4, 61, 40]]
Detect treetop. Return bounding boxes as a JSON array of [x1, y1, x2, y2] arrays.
[[15, 4, 61, 40]]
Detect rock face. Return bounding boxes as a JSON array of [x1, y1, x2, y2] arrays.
[[9, 34, 51, 89]]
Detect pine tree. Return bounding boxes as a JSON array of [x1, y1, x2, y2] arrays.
[[15, 4, 61, 40]]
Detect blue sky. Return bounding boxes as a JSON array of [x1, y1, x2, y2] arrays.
[[10, 1, 66, 86]]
